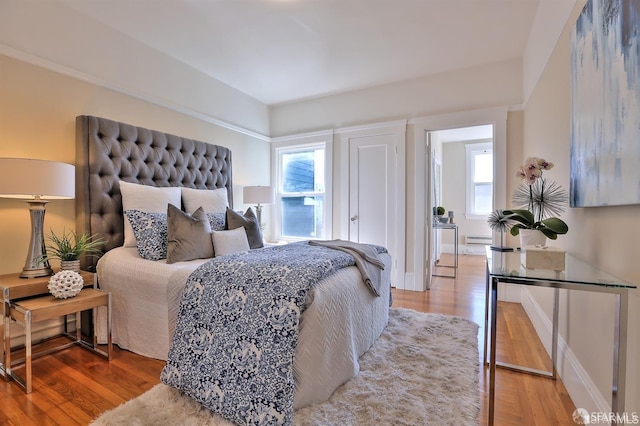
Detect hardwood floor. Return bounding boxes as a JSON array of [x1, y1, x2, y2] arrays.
[[0, 254, 576, 425], [394, 254, 576, 425]]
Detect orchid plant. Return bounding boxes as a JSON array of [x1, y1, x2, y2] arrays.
[[503, 157, 569, 240]]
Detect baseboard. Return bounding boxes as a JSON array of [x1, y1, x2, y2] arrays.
[[520, 288, 610, 413], [440, 244, 485, 255], [403, 272, 423, 292]]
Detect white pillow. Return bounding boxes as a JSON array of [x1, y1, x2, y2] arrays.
[[212, 227, 250, 256], [119, 181, 181, 247], [182, 187, 229, 214]]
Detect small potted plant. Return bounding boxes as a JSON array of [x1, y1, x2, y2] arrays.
[[44, 229, 104, 273]]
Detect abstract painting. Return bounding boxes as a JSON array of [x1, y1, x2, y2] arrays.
[[570, 0, 640, 207]]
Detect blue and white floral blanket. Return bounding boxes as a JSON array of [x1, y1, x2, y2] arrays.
[[160, 241, 386, 425]]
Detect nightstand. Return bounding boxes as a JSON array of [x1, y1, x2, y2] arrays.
[[7, 288, 111, 393], [0, 271, 96, 383]]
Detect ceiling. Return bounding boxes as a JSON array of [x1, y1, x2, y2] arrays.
[[57, 0, 542, 106]]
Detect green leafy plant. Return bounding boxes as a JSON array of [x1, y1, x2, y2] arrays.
[[436, 206, 445, 216], [44, 229, 104, 261], [502, 209, 568, 239]]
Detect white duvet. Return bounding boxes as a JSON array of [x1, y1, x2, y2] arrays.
[[97, 246, 391, 409]]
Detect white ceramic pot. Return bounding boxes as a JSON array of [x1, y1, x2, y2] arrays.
[[519, 229, 547, 248]]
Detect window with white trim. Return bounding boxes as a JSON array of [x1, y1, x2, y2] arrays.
[[465, 142, 493, 219], [275, 140, 332, 240]]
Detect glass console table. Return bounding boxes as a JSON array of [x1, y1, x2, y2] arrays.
[[433, 223, 458, 278], [484, 247, 636, 425]]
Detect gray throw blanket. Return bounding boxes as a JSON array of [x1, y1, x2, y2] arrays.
[[308, 239, 385, 297]]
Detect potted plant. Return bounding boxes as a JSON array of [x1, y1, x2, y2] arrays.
[[44, 229, 104, 272], [504, 157, 569, 244], [503, 209, 568, 240]]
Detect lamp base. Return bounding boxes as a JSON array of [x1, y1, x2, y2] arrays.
[[20, 199, 53, 279], [20, 266, 54, 279]]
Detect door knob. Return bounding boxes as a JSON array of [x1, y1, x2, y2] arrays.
[[350, 215, 358, 222]]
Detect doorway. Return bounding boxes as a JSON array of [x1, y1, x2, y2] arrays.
[[428, 125, 494, 283], [412, 107, 508, 291]]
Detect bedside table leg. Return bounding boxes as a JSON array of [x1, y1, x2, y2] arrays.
[[2, 308, 9, 382], [76, 311, 81, 343], [107, 293, 112, 360], [25, 310, 32, 394]]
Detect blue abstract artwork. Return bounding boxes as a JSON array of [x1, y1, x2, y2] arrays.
[[570, 0, 640, 207]]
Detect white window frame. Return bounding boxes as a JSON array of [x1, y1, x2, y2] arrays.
[[465, 141, 493, 220], [271, 131, 333, 242]]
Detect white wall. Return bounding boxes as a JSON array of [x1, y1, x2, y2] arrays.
[[270, 58, 522, 136], [522, 0, 640, 414]]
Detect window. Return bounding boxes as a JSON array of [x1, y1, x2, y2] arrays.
[[275, 141, 331, 240], [465, 142, 493, 218]]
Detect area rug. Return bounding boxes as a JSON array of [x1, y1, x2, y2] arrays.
[[92, 308, 480, 425]]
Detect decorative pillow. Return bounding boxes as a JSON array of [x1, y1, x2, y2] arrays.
[[181, 187, 228, 214], [212, 227, 250, 256], [206, 212, 226, 231], [167, 205, 214, 264], [226, 207, 264, 249], [120, 181, 181, 248], [124, 209, 168, 261]]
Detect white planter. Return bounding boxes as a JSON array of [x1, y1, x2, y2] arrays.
[[519, 229, 547, 248]]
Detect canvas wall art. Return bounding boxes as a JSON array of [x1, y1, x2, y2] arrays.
[[570, 0, 640, 207]]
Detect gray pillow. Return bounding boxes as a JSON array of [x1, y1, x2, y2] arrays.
[[226, 207, 264, 249], [167, 204, 214, 264]]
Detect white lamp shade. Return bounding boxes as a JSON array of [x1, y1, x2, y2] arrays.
[[0, 158, 75, 199], [243, 185, 274, 204]]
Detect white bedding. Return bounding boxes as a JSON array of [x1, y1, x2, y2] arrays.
[[97, 246, 391, 409]]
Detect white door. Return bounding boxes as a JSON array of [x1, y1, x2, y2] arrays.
[[348, 137, 393, 244], [342, 123, 406, 289]]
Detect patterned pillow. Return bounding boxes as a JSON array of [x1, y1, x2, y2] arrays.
[[207, 212, 226, 231], [119, 181, 180, 248], [124, 209, 168, 261]]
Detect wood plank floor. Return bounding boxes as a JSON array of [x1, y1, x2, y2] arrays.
[[394, 254, 576, 425], [0, 254, 576, 425]]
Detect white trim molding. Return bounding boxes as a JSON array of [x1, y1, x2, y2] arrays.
[[412, 106, 508, 291], [0, 44, 271, 142]]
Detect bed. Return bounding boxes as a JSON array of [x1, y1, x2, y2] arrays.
[[75, 115, 391, 416]]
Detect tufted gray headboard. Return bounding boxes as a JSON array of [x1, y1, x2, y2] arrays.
[[75, 115, 233, 271]]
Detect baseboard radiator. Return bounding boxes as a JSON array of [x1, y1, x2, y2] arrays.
[[464, 235, 492, 254]]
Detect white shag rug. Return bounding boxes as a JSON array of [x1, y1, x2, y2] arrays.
[[92, 308, 480, 425]]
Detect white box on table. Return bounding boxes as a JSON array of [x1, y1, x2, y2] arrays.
[[521, 245, 566, 271]]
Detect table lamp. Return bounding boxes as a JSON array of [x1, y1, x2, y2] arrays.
[[243, 185, 274, 225], [0, 158, 75, 278]]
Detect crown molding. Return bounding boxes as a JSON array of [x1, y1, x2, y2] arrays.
[[0, 44, 271, 142]]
